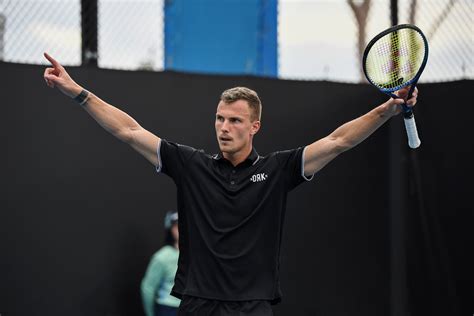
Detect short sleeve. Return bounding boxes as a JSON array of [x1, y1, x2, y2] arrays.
[[156, 139, 197, 181], [276, 146, 314, 191]]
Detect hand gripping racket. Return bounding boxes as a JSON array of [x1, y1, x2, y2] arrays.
[[363, 24, 429, 148]]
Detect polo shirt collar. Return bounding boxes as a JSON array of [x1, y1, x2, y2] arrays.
[[214, 148, 260, 165]]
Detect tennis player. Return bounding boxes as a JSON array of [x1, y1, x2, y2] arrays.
[[43, 52, 417, 316]]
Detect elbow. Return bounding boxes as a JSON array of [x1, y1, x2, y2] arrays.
[[140, 279, 148, 292], [333, 136, 353, 154], [113, 127, 134, 143], [117, 125, 145, 144]]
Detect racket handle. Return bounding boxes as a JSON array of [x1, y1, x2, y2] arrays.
[[403, 115, 421, 148]]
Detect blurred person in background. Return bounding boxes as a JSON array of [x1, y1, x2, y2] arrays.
[[141, 211, 180, 316]]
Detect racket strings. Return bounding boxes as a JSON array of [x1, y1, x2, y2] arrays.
[[365, 28, 425, 90]]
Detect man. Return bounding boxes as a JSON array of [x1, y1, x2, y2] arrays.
[[43, 52, 417, 316]]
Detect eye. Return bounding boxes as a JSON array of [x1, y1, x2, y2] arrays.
[[230, 118, 241, 123], [216, 115, 224, 122]]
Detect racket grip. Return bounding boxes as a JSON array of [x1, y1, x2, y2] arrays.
[[403, 115, 421, 148]]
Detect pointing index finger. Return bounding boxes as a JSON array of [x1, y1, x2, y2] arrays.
[[44, 52, 61, 68]]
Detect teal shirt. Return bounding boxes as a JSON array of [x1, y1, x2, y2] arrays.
[[141, 245, 180, 316]]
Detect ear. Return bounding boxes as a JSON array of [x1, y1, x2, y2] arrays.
[[250, 120, 261, 135]]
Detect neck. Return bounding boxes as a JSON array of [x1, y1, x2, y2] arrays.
[[223, 145, 252, 166]]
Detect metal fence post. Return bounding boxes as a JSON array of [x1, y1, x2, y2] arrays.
[[81, 0, 98, 67]]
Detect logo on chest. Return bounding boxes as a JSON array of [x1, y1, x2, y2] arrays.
[[250, 173, 268, 183]]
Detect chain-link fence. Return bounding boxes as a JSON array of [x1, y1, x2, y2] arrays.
[[398, 0, 473, 82], [0, 0, 164, 70], [278, 0, 473, 82], [0, 0, 82, 65], [278, 0, 392, 82], [98, 0, 164, 71], [0, 0, 472, 82]]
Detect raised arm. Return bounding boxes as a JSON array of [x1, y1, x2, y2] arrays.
[[303, 86, 418, 177], [43, 52, 160, 166]]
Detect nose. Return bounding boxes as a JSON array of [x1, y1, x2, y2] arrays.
[[220, 119, 229, 133]]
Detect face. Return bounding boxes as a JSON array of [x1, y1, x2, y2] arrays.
[[171, 223, 179, 243], [215, 100, 260, 156]]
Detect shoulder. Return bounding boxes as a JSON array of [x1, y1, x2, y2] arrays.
[[160, 139, 197, 153], [266, 147, 305, 164], [161, 139, 212, 157], [154, 245, 178, 261]]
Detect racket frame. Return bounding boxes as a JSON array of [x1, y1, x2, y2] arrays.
[[363, 24, 429, 118], [362, 24, 429, 148]]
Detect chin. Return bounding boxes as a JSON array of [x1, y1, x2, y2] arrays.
[[219, 145, 236, 155], [219, 146, 232, 154]]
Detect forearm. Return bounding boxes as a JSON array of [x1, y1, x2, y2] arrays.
[[303, 88, 417, 175], [141, 258, 163, 316], [141, 285, 156, 316], [331, 101, 394, 151], [80, 90, 140, 143], [43, 53, 147, 145]]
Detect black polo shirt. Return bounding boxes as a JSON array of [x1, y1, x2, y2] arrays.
[[156, 139, 313, 304]]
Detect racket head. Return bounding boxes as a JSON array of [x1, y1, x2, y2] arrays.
[[363, 24, 429, 94]]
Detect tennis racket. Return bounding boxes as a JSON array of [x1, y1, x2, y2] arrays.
[[363, 24, 429, 149]]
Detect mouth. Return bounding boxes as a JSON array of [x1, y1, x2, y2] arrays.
[[219, 136, 232, 142]]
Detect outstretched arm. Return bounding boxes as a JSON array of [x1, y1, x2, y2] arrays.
[[43, 52, 160, 166], [303, 86, 418, 177]]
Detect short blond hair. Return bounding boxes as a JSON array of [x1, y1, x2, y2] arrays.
[[220, 87, 262, 122]]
